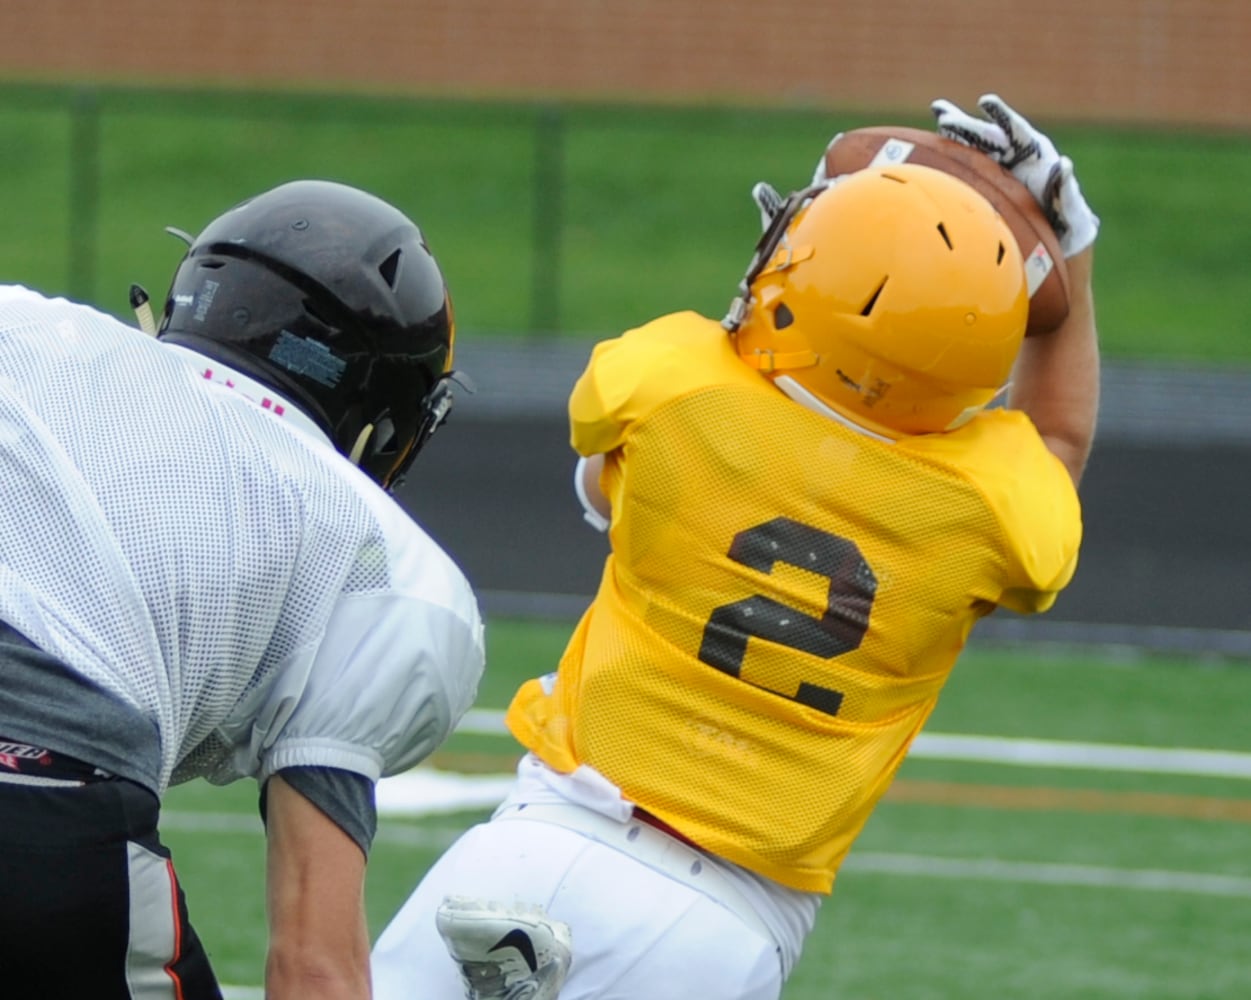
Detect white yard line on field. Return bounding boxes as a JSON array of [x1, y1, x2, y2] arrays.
[[453, 709, 1251, 779], [910, 732, 1251, 779], [845, 852, 1251, 898]]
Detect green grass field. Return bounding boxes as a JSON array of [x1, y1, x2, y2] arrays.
[[161, 618, 1251, 999], [1, 84, 1250, 364]]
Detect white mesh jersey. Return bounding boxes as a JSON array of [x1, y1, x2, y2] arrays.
[[0, 284, 484, 791]]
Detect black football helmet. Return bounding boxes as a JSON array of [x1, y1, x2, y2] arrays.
[[157, 179, 456, 489]]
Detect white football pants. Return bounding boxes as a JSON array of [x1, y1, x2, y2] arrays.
[[372, 804, 784, 1000]]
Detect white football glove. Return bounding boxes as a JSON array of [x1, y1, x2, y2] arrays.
[[930, 94, 1099, 257], [751, 181, 784, 231]]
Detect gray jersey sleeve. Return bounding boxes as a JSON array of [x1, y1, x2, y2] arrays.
[[262, 766, 377, 856]]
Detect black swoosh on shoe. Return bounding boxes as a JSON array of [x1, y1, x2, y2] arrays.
[[489, 929, 538, 973]]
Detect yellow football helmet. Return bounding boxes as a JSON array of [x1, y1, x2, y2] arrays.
[[725, 164, 1029, 438]]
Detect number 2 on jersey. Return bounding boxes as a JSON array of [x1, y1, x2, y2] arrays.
[[697, 517, 877, 716]]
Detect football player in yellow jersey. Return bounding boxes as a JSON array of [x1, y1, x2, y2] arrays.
[[372, 95, 1101, 1000]]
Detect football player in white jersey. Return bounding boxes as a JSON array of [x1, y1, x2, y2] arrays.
[[0, 180, 485, 998], [371, 97, 1101, 1000]]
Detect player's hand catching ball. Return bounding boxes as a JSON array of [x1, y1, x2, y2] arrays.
[[930, 94, 1099, 258]]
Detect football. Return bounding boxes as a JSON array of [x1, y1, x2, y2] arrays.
[[820, 125, 1069, 336]]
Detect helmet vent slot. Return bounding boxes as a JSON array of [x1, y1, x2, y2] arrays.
[[861, 278, 888, 317], [936, 223, 953, 250], [378, 248, 402, 289], [997, 241, 1007, 264]]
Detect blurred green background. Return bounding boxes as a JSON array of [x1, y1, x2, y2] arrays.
[[2, 82, 1249, 364]]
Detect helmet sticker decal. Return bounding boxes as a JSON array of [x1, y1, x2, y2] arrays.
[[268, 330, 347, 388], [193, 279, 220, 323]]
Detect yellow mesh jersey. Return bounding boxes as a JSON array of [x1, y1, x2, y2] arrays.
[[507, 311, 1081, 893]]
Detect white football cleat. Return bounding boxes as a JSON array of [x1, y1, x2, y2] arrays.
[[436, 895, 572, 1000]]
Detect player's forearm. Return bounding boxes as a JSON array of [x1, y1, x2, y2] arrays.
[[265, 930, 371, 1000], [1007, 246, 1099, 485], [264, 775, 372, 999]]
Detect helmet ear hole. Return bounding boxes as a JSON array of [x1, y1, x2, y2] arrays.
[[370, 415, 399, 456], [773, 303, 795, 330]]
